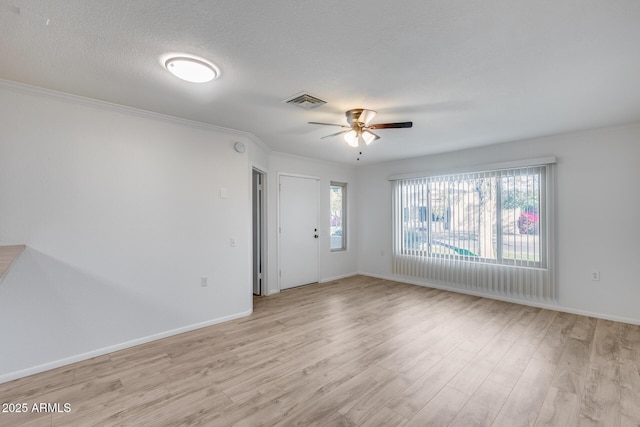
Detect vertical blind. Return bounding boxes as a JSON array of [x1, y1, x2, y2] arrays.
[[391, 161, 555, 299]]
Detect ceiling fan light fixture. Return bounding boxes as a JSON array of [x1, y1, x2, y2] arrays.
[[312, 108, 412, 150], [362, 130, 376, 145], [164, 56, 219, 83], [344, 130, 359, 147]]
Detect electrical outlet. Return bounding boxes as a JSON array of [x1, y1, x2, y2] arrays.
[[591, 271, 600, 281], [201, 277, 208, 287]]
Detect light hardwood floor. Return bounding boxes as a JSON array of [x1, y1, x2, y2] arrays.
[[0, 245, 24, 280], [1, 275, 639, 426]]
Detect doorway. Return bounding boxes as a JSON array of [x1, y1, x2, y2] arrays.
[[279, 174, 319, 290], [252, 168, 266, 296]]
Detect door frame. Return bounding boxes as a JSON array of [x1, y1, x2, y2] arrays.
[[252, 167, 268, 296], [277, 172, 320, 291]]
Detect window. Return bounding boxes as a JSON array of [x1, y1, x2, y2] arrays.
[[330, 182, 346, 251], [399, 167, 545, 266], [391, 160, 556, 299]]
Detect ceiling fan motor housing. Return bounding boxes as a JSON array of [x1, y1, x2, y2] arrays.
[[346, 108, 370, 125]]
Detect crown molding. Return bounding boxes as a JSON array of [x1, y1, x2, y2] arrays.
[[0, 79, 271, 153]]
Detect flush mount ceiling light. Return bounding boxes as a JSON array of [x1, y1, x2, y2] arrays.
[[164, 56, 219, 83]]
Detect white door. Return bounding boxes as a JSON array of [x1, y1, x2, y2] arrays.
[[279, 175, 319, 290]]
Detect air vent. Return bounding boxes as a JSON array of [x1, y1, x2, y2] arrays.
[[283, 92, 327, 110]]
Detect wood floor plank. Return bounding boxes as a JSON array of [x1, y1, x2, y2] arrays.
[[535, 386, 580, 427], [456, 302, 530, 354], [621, 323, 640, 366], [533, 312, 577, 364], [492, 358, 558, 427], [405, 385, 469, 427], [448, 358, 497, 396], [339, 373, 413, 425], [360, 407, 407, 427], [590, 319, 622, 367], [0, 411, 51, 427], [571, 316, 598, 342], [578, 320, 623, 427], [551, 337, 592, 395], [578, 364, 621, 427], [487, 309, 557, 389], [272, 365, 392, 426], [620, 413, 640, 427], [386, 347, 475, 419], [448, 379, 513, 427], [0, 275, 638, 426], [620, 359, 640, 421], [0, 245, 25, 280]]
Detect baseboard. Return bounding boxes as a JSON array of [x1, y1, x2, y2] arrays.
[[0, 309, 253, 385], [265, 273, 359, 294], [319, 272, 359, 283], [358, 271, 640, 326]]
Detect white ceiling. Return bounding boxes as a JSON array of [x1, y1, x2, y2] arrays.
[[2, 1, 640, 164]]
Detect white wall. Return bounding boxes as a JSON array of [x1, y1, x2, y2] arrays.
[[267, 153, 358, 294], [0, 83, 254, 382], [357, 124, 640, 324]]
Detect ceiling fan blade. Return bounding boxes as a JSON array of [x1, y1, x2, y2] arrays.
[[320, 130, 351, 139], [308, 121, 349, 128], [368, 121, 413, 129], [358, 109, 377, 125]]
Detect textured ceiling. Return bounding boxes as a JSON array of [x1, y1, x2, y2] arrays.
[[2, 0, 640, 164]]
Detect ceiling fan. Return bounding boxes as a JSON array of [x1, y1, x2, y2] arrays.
[[309, 109, 413, 148]]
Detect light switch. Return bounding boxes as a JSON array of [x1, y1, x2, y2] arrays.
[[220, 188, 228, 199]]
